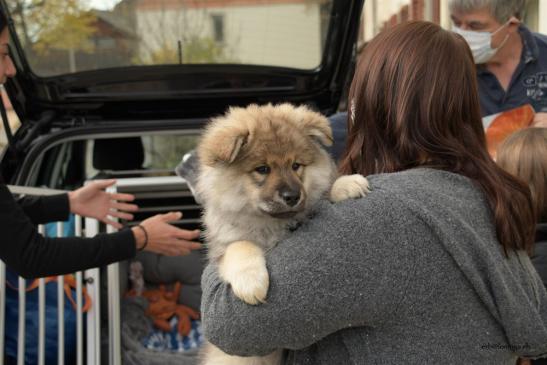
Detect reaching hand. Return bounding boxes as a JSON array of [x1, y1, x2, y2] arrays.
[[132, 212, 202, 256], [68, 180, 138, 229], [532, 112, 547, 128]]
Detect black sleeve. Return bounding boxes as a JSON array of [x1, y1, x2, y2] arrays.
[[17, 193, 70, 224], [0, 183, 136, 279]]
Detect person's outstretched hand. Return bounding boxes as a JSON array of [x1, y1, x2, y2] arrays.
[[132, 212, 202, 256], [68, 179, 138, 229], [532, 112, 547, 128]]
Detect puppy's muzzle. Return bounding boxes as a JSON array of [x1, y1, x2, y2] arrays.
[[279, 187, 301, 207], [259, 186, 305, 218]]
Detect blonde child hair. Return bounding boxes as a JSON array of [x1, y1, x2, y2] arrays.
[[497, 128, 547, 222]]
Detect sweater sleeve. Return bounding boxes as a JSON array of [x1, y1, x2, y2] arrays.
[[0, 183, 136, 279], [17, 193, 70, 224], [200, 191, 418, 356]]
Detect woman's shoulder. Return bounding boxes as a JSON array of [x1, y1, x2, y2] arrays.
[[307, 168, 487, 240], [320, 168, 491, 235], [365, 168, 484, 207], [366, 167, 474, 192]]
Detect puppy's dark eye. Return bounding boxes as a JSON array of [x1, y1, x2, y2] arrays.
[[292, 163, 301, 171], [255, 165, 270, 175]]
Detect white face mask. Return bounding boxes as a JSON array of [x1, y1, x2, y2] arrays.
[[452, 25, 509, 64]]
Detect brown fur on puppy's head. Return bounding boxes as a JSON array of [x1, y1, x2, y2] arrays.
[[197, 103, 335, 219]]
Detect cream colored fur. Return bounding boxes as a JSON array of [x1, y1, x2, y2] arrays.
[[196, 103, 369, 365]]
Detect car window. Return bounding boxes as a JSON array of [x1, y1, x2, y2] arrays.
[[8, 0, 333, 76], [29, 133, 199, 190], [86, 134, 199, 179]]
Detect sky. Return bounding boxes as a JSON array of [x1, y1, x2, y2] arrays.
[[88, 0, 120, 11]]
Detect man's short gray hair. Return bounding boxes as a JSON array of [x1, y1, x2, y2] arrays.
[[448, 0, 526, 23]]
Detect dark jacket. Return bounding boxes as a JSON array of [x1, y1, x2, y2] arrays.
[[477, 25, 547, 116], [0, 182, 135, 278]]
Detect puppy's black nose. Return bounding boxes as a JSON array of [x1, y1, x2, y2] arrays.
[[280, 189, 301, 207]]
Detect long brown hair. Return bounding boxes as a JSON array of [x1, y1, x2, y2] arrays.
[[497, 128, 547, 223], [339, 21, 535, 254]]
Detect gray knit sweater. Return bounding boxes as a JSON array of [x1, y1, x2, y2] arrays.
[[201, 168, 547, 364]]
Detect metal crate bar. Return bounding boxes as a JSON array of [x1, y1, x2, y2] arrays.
[[75, 215, 84, 365], [107, 185, 122, 365], [37, 225, 46, 365], [85, 216, 102, 365], [57, 222, 65, 365], [17, 276, 25, 365]]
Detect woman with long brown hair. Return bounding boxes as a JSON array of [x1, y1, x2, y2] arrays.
[[200, 21, 547, 364]]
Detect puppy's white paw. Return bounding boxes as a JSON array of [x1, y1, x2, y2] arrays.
[[229, 260, 269, 305], [329, 174, 370, 203], [218, 241, 269, 305]]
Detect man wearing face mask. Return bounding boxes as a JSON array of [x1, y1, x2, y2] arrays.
[[450, 0, 547, 127]]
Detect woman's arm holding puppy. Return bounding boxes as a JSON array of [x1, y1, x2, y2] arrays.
[[200, 190, 418, 357]]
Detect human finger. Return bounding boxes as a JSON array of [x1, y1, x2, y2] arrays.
[[160, 211, 183, 222], [174, 229, 201, 241], [108, 210, 134, 221], [532, 119, 547, 128], [178, 240, 202, 250], [162, 246, 187, 256], [178, 248, 191, 256], [103, 217, 123, 229], [111, 202, 139, 212], [109, 193, 135, 202], [92, 179, 117, 190]]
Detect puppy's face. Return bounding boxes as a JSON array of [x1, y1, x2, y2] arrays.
[[242, 135, 315, 218], [198, 103, 334, 219]]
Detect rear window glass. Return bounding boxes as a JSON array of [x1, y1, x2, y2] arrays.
[[7, 0, 333, 76], [86, 134, 199, 179]]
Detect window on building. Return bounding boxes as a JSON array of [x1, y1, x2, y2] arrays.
[[211, 14, 225, 43], [96, 37, 116, 49], [524, 0, 539, 32]]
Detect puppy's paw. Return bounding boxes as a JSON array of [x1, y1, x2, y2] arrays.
[[229, 260, 269, 305], [218, 241, 269, 305], [329, 174, 370, 203]]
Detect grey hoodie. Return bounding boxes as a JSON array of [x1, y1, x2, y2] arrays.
[[201, 168, 547, 364]]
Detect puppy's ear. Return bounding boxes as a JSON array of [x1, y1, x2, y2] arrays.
[[199, 116, 249, 166], [298, 108, 334, 147]]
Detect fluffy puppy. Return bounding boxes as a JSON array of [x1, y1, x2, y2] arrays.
[[197, 103, 369, 365]]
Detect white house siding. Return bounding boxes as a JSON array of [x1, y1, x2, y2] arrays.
[[360, 0, 547, 41], [135, 2, 323, 69]]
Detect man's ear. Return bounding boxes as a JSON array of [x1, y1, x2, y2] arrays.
[[198, 117, 249, 166], [507, 16, 521, 33], [297, 107, 334, 147]]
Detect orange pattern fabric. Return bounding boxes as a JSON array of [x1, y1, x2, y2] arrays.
[[486, 104, 535, 159]]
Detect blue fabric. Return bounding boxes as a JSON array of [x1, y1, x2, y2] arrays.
[[4, 218, 79, 365], [4, 271, 78, 365], [326, 112, 348, 162], [142, 318, 203, 352], [477, 25, 547, 116], [44, 214, 75, 237]]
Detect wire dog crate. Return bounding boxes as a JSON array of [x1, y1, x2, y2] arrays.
[[0, 176, 200, 365]]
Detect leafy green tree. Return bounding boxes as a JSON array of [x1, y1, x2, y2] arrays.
[[9, 0, 96, 71]]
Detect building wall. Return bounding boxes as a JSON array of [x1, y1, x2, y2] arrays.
[[135, 2, 323, 69], [360, 0, 546, 42], [541, 1, 547, 34]]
